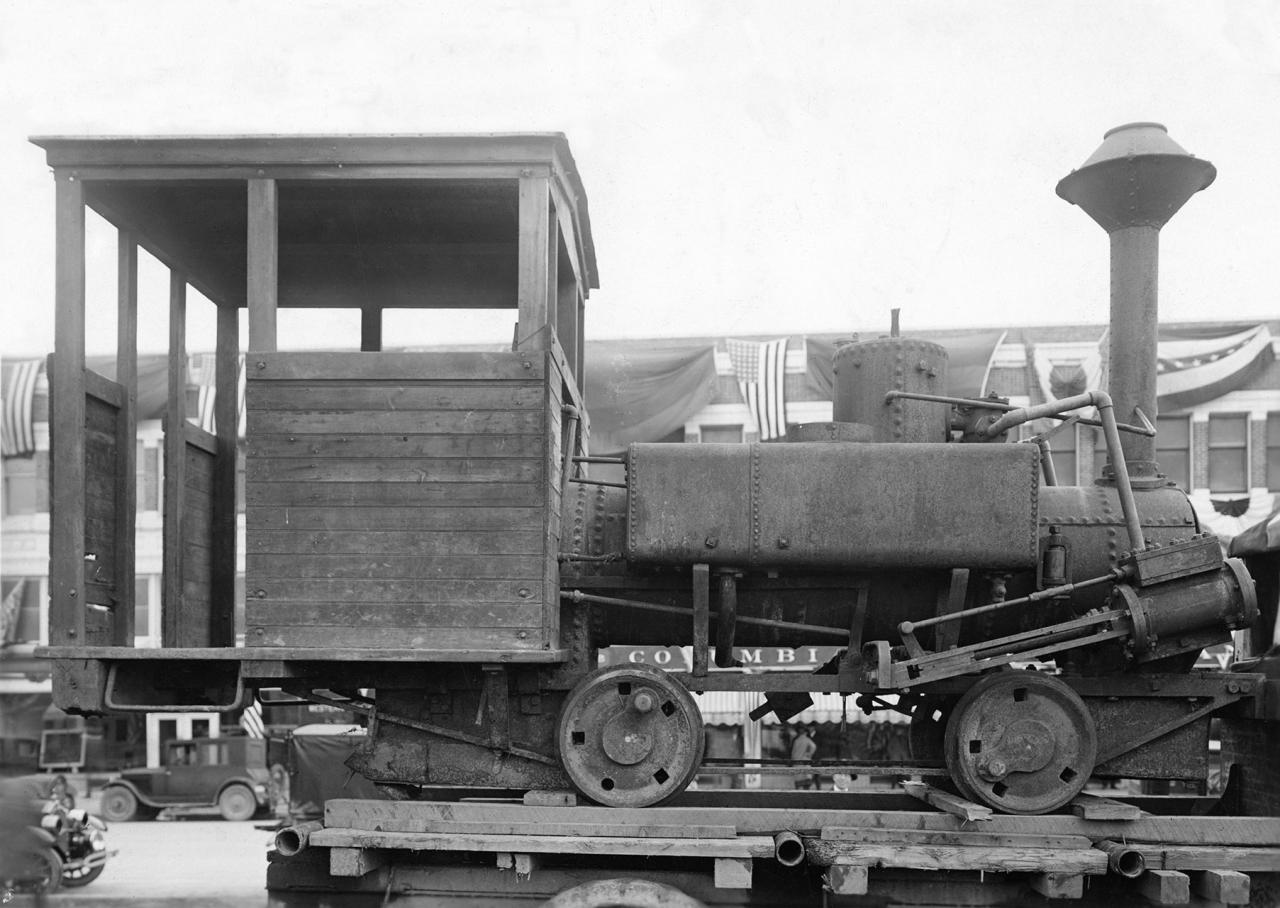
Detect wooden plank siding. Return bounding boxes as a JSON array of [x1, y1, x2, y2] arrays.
[[244, 351, 561, 655], [82, 378, 121, 645]]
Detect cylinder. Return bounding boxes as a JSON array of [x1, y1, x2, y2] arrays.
[[1109, 226, 1160, 473], [1097, 840, 1145, 877], [275, 820, 323, 857], [832, 338, 949, 443], [773, 830, 806, 867]]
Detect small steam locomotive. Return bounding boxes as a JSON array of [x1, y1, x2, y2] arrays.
[[35, 124, 1266, 816]]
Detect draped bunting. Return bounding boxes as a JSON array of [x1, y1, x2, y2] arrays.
[[582, 341, 719, 455], [1157, 324, 1274, 411], [805, 330, 1007, 401]]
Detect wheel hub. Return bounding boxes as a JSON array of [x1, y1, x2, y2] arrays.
[[557, 665, 705, 808], [944, 672, 1096, 814]]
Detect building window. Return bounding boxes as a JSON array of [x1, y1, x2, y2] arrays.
[[1208, 414, 1248, 494], [1156, 416, 1191, 492], [137, 443, 160, 512], [2, 456, 37, 515], [699, 425, 744, 444], [134, 576, 151, 644], [1268, 413, 1280, 491]]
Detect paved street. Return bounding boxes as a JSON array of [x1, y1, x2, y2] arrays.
[[45, 816, 277, 907]]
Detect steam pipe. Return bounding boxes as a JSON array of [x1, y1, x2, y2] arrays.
[[985, 391, 1145, 551], [1096, 840, 1146, 878], [773, 830, 807, 867], [275, 821, 323, 857]]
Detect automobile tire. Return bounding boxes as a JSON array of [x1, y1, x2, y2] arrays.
[[217, 783, 258, 822], [99, 787, 139, 822]]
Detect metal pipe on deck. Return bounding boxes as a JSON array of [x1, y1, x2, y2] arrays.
[[275, 821, 324, 857]]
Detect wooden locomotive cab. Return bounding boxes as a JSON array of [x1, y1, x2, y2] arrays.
[[34, 135, 598, 712]]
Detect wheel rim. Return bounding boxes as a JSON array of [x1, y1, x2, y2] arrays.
[[557, 664, 704, 808], [219, 785, 256, 820], [102, 789, 136, 821], [944, 672, 1095, 814]]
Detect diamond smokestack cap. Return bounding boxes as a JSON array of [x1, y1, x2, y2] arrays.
[[1056, 122, 1216, 232], [1057, 123, 1216, 481]]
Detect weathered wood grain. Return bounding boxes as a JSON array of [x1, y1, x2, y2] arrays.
[[308, 828, 771, 860], [248, 434, 542, 460], [247, 530, 545, 556], [247, 351, 543, 382], [246, 553, 542, 580], [247, 409, 544, 436], [247, 382, 543, 411], [250, 578, 535, 603], [806, 840, 1106, 874], [246, 481, 544, 507], [247, 505, 543, 532], [246, 457, 541, 484], [250, 601, 543, 628], [114, 233, 138, 645], [248, 625, 544, 649], [247, 178, 278, 352]]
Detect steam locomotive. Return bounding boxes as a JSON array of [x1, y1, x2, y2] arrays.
[[35, 125, 1264, 817]]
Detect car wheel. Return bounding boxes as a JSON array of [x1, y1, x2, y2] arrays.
[[100, 787, 139, 822], [217, 783, 258, 822], [27, 848, 63, 894], [61, 859, 105, 888]]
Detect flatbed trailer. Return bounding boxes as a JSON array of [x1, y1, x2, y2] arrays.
[[265, 788, 1280, 907]]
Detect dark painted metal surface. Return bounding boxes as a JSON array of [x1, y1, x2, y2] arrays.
[[832, 337, 949, 443], [626, 442, 1040, 570]]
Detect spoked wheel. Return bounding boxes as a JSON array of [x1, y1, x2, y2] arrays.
[[61, 858, 105, 888], [943, 672, 1096, 814], [907, 694, 955, 763], [556, 664, 705, 808]]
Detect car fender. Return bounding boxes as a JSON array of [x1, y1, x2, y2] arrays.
[[100, 780, 163, 810]]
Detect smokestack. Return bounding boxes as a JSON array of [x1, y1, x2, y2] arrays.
[[1056, 123, 1215, 480]]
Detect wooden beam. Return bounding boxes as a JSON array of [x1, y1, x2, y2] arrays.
[[515, 174, 549, 349], [113, 231, 138, 645], [247, 178, 278, 352], [161, 272, 187, 647], [360, 308, 382, 352], [329, 846, 385, 878], [1192, 869, 1249, 904], [49, 173, 87, 647], [902, 781, 993, 822], [310, 828, 772, 860], [1071, 793, 1142, 820], [1030, 872, 1085, 899], [826, 863, 868, 896], [211, 302, 239, 647], [1139, 869, 1190, 905], [714, 857, 752, 889]]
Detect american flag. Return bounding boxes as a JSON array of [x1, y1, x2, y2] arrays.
[[727, 338, 788, 441], [189, 353, 246, 436], [239, 700, 265, 738], [1, 359, 42, 458]]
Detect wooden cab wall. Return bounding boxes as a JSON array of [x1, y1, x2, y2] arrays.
[[244, 349, 569, 656], [33, 134, 597, 711]]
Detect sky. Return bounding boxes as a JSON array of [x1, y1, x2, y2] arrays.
[[1, 0, 1278, 357]]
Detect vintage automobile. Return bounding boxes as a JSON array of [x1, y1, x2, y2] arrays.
[[98, 736, 270, 822]]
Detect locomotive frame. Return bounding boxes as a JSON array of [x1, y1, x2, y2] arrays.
[[32, 130, 1278, 819]]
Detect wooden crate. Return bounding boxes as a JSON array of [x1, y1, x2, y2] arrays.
[[244, 350, 564, 656]]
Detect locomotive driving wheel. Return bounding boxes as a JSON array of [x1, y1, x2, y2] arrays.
[[556, 664, 705, 808], [943, 672, 1096, 815]]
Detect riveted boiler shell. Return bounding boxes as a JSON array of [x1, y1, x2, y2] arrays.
[[833, 338, 949, 443], [626, 442, 1040, 571]]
